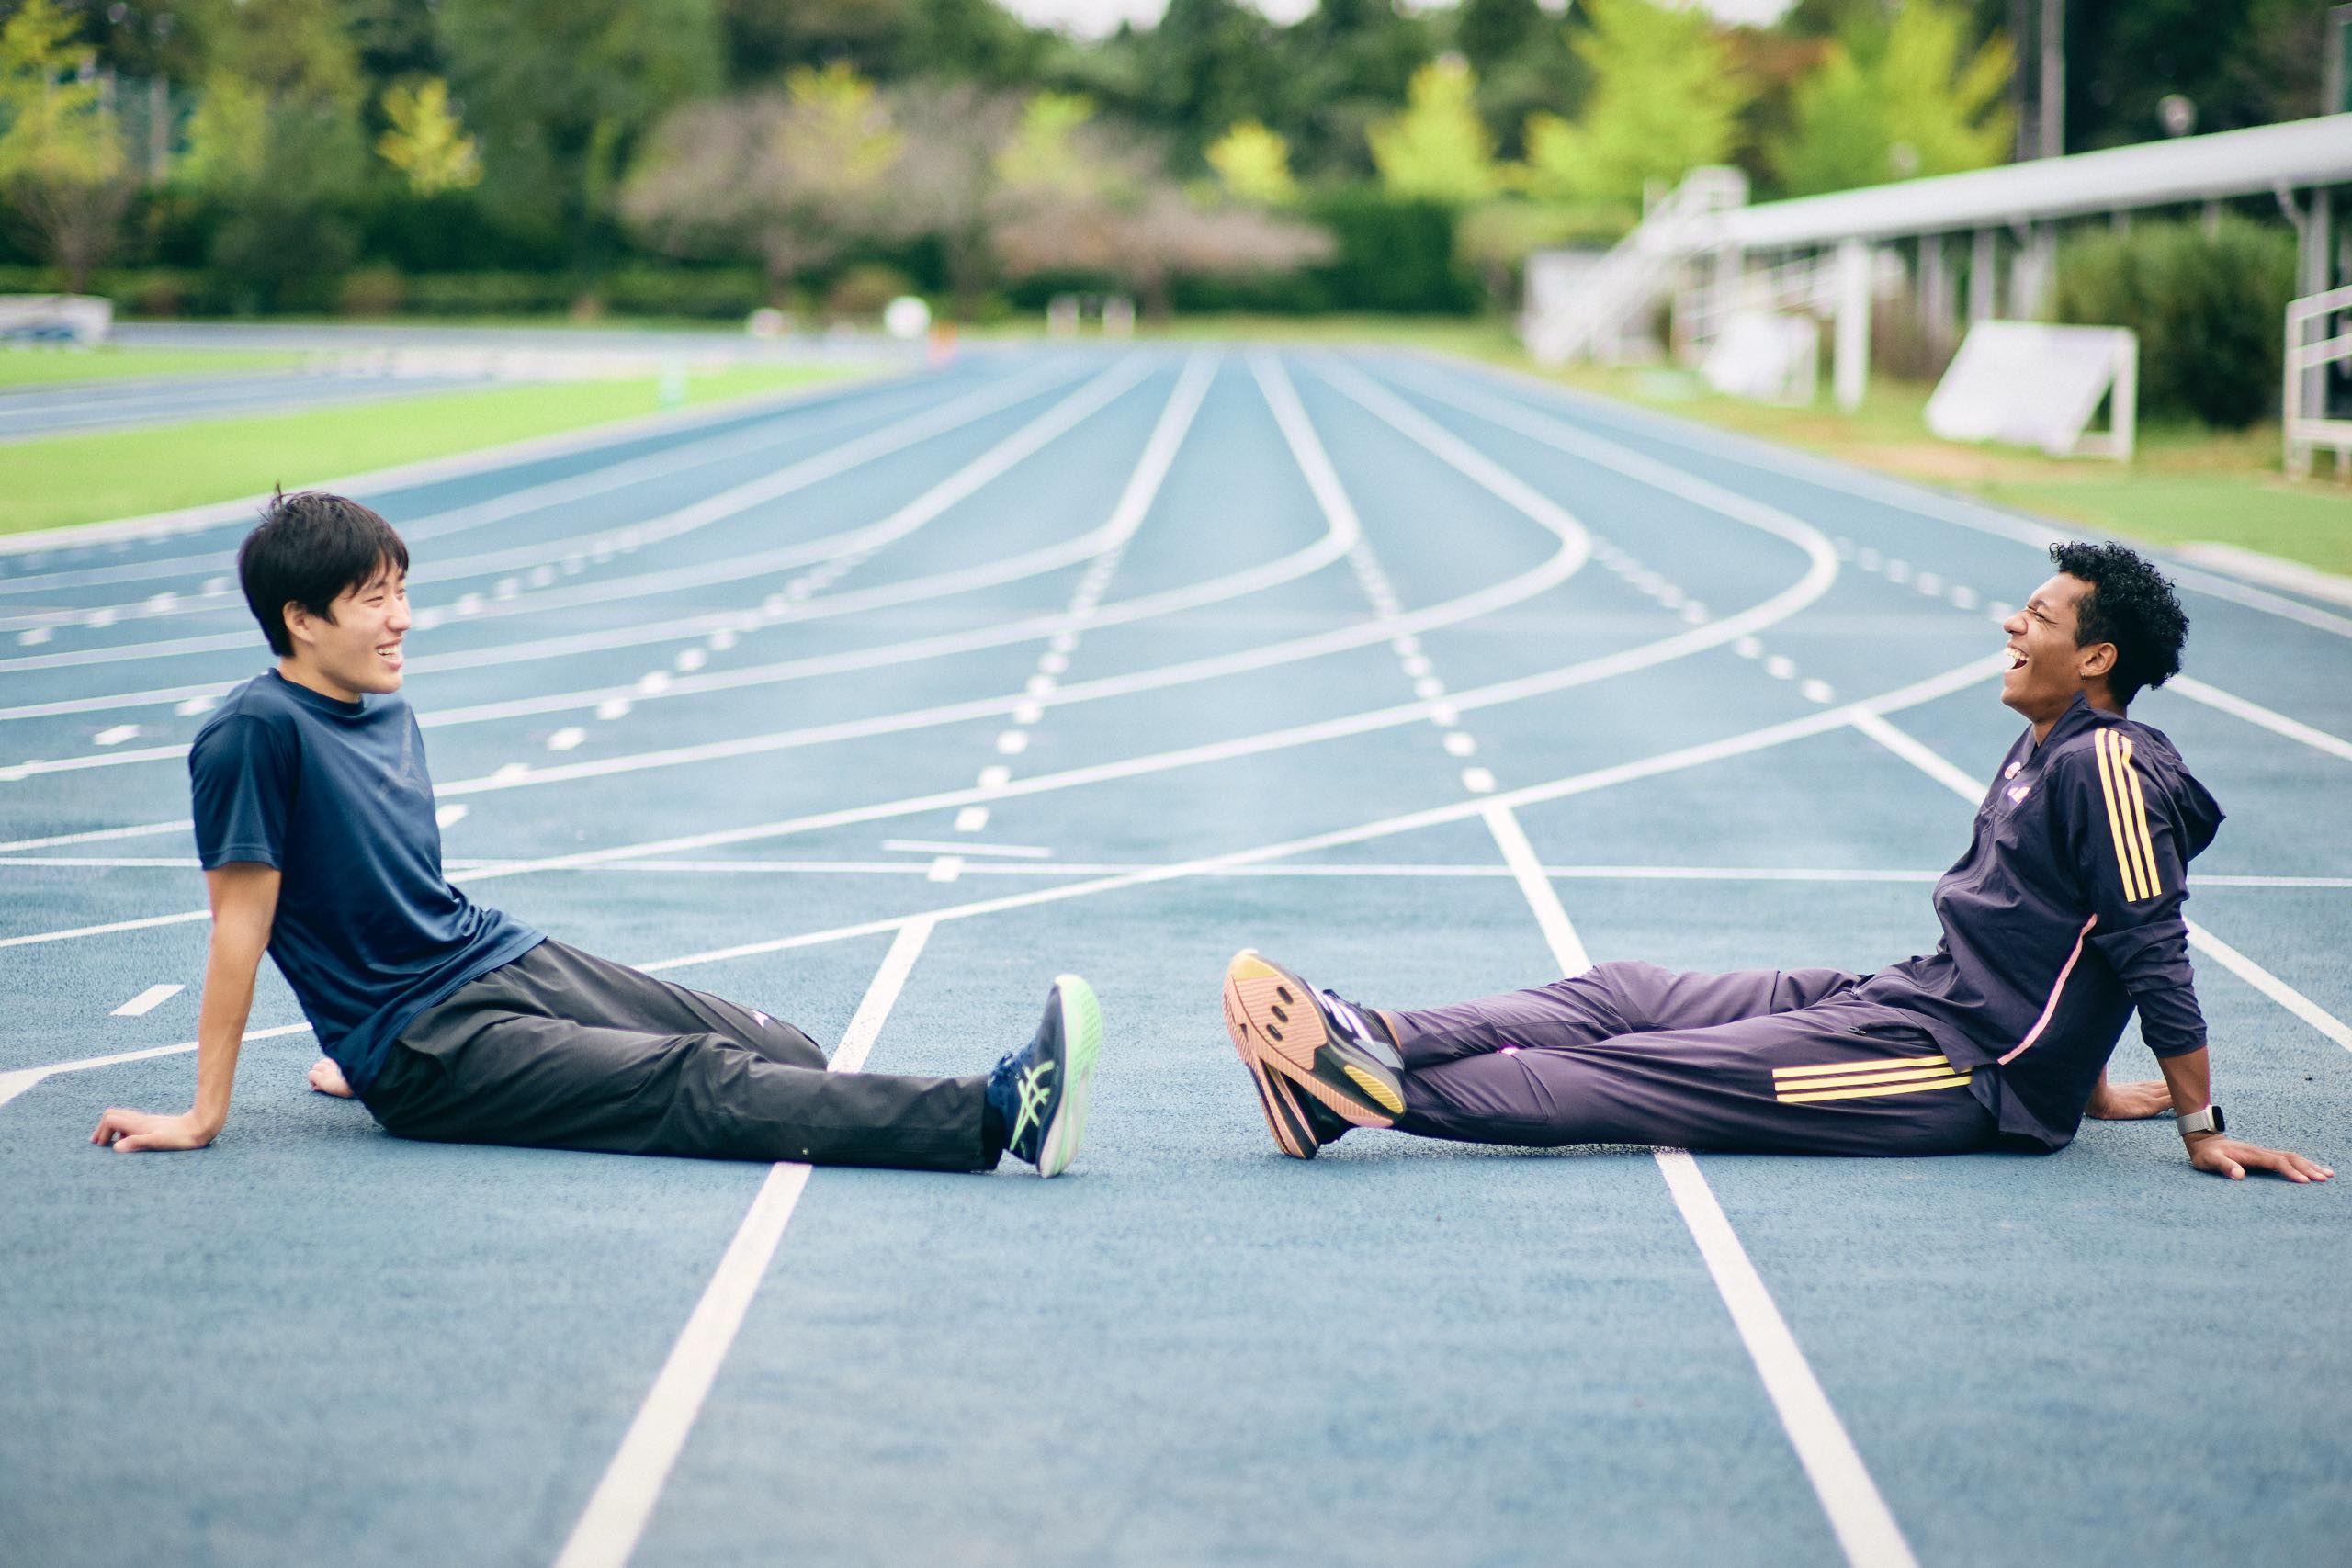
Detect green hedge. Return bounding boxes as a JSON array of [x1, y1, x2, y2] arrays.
[[1306, 190, 1481, 315], [2052, 216, 2297, 428]]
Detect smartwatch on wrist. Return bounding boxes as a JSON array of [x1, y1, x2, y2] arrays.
[[2177, 1104, 2226, 1137]]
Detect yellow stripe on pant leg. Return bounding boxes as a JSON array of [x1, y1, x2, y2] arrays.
[[1777, 1073, 1972, 1106], [1773, 1055, 1950, 1080], [1769, 1066, 1965, 1093]]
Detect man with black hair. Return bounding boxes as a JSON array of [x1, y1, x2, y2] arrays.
[[1223, 542, 2332, 1184], [91, 492, 1102, 1178]]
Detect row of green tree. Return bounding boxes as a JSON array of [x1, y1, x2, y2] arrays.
[[0, 0, 2330, 320]]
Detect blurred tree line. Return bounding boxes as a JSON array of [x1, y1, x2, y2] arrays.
[[0, 0, 2334, 322]]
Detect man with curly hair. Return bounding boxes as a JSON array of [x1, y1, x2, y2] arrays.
[[1222, 542, 2332, 1184]]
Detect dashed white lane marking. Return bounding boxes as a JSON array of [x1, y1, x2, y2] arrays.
[[882, 839, 1053, 859], [17, 627, 50, 646], [1763, 655, 1797, 680], [596, 698, 632, 721], [978, 765, 1012, 790], [994, 730, 1029, 755], [1442, 732, 1477, 757], [175, 694, 216, 716], [925, 856, 964, 883], [551, 919, 935, 1568], [1799, 679, 1836, 705], [435, 804, 469, 828], [110, 984, 183, 1018], [953, 806, 990, 832], [1484, 805, 1922, 1568], [548, 728, 587, 753], [93, 725, 140, 746], [1460, 766, 1497, 793]]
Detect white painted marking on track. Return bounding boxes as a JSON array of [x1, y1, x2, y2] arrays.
[[2168, 676, 2352, 765], [978, 765, 1012, 789], [491, 761, 531, 783], [175, 694, 216, 716], [1800, 679, 1836, 704], [1443, 732, 1477, 757], [1012, 700, 1044, 726], [1483, 798, 1922, 1568], [435, 804, 470, 828], [94, 725, 140, 746], [674, 649, 707, 673], [551, 919, 933, 1568], [954, 806, 990, 832], [926, 856, 964, 883], [883, 839, 1052, 859], [1764, 655, 1796, 680], [596, 698, 632, 721], [1461, 766, 1497, 794], [548, 728, 587, 753], [18, 627, 50, 646], [994, 730, 1028, 755], [110, 984, 183, 1018], [1735, 637, 1763, 659]]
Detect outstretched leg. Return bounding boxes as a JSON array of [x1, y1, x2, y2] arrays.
[[1385, 959, 1866, 1070], [1396, 1001, 1995, 1157]]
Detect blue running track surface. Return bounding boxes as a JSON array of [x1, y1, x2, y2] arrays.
[[2, 344, 2345, 1568]]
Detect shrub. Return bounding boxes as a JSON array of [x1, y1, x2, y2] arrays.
[[2052, 215, 2296, 428], [1305, 189, 1480, 314], [601, 264, 765, 319], [401, 272, 576, 316], [822, 263, 919, 319], [337, 265, 406, 318]]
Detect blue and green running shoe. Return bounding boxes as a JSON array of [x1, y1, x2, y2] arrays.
[[987, 974, 1102, 1177]]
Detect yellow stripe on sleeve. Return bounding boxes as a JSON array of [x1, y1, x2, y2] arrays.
[[1772, 1055, 1950, 1081], [2116, 733, 2164, 900], [2093, 730, 2150, 902]]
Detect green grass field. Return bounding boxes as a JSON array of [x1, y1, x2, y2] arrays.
[[0, 344, 305, 387], [1, 364, 865, 536]]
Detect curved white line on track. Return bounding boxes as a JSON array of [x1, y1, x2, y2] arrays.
[[0, 368, 1069, 634], [0, 360, 1144, 676], [1383, 352, 2352, 770], [0, 652, 2002, 1095], [0, 352, 1828, 941], [0, 363, 939, 579]]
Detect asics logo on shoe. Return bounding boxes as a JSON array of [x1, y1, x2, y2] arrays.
[[1011, 1059, 1056, 1147]]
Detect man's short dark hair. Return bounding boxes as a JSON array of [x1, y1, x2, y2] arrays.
[[237, 491, 408, 658], [2049, 540, 2188, 705]]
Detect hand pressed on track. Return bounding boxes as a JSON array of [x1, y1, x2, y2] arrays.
[[89, 1108, 217, 1153], [2085, 1078, 2172, 1119], [2187, 1136, 2333, 1184]]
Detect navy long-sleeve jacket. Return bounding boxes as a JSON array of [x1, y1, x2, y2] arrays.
[[1857, 694, 2224, 1149]]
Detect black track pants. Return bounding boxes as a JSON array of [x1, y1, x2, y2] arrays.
[[360, 939, 991, 1171]]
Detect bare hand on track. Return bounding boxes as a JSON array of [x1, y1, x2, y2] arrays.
[[2084, 1078, 2172, 1118], [2187, 1137, 2333, 1183], [89, 1108, 217, 1153]]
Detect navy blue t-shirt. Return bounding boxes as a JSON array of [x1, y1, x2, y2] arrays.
[[188, 670, 540, 1095]]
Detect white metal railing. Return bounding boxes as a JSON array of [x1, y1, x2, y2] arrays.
[[2277, 282, 2352, 479], [1522, 166, 1748, 367], [2285, 283, 2352, 479]]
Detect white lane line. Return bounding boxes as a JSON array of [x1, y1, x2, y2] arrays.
[[551, 918, 933, 1568], [0, 361, 1148, 678], [1481, 803, 1589, 973], [0, 658, 2007, 1088], [881, 839, 1053, 859], [0, 365, 1057, 622], [0, 1022, 314, 1110], [2167, 676, 2352, 766], [1850, 711, 2352, 1055], [17, 854, 2350, 890], [110, 983, 184, 1017], [1484, 801, 1920, 1568], [0, 648, 2002, 952], [1651, 1152, 1922, 1568], [1405, 348, 2352, 648]]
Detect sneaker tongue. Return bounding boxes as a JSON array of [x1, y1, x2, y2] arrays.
[[1322, 991, 1372, 1043]]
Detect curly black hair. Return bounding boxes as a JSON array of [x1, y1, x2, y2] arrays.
[[2048, 540, 2188, 705]]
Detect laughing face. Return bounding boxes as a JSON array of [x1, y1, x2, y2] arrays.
[[2000, 572, 2115, 735], [283, 558, 411, 702]]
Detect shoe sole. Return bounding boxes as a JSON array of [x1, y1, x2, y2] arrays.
[[1035, 973, 1100, 1178], [1221, 950, 1403, 1157]]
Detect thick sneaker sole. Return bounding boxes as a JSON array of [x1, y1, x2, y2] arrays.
[[1221, 950, 1403, 1149], [1035, 974, 1101, 1178]]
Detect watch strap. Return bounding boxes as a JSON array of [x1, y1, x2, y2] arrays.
[[2176, 1104, 2226, 1137]]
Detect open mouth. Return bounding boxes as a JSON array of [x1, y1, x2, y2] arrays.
[[2005, 645, 2028, 671], [378, 641, 404, 670]]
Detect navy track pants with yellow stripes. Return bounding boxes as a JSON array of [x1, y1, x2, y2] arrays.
[[1386, 960, 1997, 1157]]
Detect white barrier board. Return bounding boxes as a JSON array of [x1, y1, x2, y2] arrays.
[[1926, 320, 2136, 459], [1701, 310, 1819, 406], [0, 294, 112, 343]]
